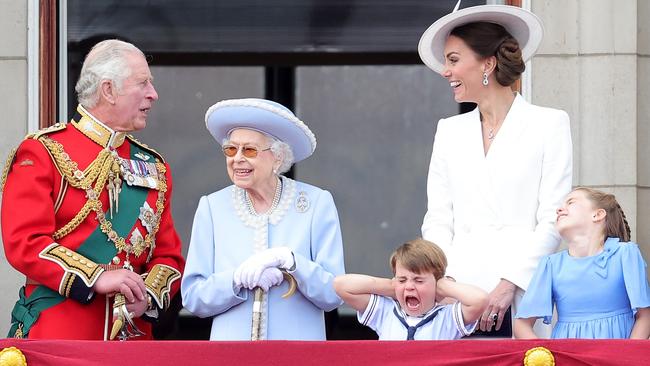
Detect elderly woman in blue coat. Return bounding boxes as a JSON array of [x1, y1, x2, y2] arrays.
[[181, 98, 345, 340]]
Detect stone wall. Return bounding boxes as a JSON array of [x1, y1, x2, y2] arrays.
[[531, 0, 643, 255], [0, 0, 28, 337]]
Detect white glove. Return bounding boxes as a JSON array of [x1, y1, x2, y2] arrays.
[[233, 247, 295, 289], [254, 267, 284, 292]]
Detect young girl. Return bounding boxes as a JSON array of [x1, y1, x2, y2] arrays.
[[515, 188, 650, 339], [333, 238, 488, 340]]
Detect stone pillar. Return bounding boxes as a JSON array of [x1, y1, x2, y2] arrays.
[[0, 0, 28, 336], [638, 0, 650, 267], [531, 0, 640, 246], [532, 0, 650, 275]]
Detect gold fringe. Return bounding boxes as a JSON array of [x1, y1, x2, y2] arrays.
[[39, 136, 167, 258], [0, 147, 18, 192]]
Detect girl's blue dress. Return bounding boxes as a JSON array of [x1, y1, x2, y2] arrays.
[[516, 237, 650, 338]]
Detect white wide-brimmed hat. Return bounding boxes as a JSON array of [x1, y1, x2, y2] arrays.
[[418, 4, 544, 74], [205, 98, 316, 162]]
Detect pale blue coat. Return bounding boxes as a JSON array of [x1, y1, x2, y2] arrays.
[[181, 177, 345, 340]]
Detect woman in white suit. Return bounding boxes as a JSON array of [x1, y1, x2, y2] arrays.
[[418, 4, 572, 336]]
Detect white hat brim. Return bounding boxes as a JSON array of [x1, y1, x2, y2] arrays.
[[205, 98, 316, 162], [418, 5, 544, 74]]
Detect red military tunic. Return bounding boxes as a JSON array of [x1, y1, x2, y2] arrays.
[[1, 105, 185, 340]]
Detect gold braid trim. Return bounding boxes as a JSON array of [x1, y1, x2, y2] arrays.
[[1, 122, 68, 201], [39, 243, 104, 288], [40, 136, 168, 259], [40, 136, 114, 190], [40, 137, 115, 239], [0, 147, 18, 192], [94, 165, 166, 257], [144, 264, 181, 310]]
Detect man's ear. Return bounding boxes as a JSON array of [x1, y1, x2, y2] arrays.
[[100, 80, 116, 105]]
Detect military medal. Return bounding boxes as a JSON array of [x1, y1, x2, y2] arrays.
[[134, 152, 150, 161], [139, 202, 158, 262], [139, 202, 155, 234], [119, 156, 160, 189], [129, 229, 144, 251]]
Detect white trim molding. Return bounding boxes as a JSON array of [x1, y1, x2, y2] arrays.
[[27, 0, 39, 133], [520, 0, 533, 102], [58, 0, 68, 123]]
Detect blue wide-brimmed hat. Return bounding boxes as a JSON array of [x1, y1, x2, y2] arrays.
[[205, 98, 317, 162]]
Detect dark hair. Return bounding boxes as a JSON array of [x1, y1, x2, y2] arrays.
[[574, 187, 632, 242], [389, 238, 447, 280], [450, 22, 525, 87]]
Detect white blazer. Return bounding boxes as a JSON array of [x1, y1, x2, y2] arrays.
[[422, 94, 572, 292]]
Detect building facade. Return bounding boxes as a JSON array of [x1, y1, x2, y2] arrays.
[[0, 0, 648, 337]]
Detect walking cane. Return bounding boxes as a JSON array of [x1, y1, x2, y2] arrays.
[[250, 270, 297, 340]]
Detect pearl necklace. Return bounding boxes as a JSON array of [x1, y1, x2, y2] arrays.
[[244, 177, 282, 216]]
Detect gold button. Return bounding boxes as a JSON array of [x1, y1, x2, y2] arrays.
[[80, 259, 87, 264]]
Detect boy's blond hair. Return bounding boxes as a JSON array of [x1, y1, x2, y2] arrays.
[[389, 238, 447, 280]]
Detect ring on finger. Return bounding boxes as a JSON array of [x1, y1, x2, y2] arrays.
[[490, 313, 498, 322]]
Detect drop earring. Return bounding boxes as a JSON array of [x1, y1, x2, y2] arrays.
[[482, 72, 489, 86]]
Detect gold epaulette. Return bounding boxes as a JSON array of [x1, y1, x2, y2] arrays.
[[1, 123, 67, 192], [126, 135, 166, 163], [0, 147, 18, 192], [28, 122, 67, 140]]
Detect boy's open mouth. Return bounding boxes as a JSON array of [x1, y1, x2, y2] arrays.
[[405, 296, 420, 310]]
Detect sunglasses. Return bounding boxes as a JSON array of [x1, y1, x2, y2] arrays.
[[222, 144, 271, 158]]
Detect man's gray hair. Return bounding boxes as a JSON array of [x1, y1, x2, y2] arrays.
[[75, 39, 144, 108]]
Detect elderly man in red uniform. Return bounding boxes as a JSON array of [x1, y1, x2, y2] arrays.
[[1, 39, 185, 340]]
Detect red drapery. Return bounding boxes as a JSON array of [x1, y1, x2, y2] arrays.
[[1, 339, 649, 366]]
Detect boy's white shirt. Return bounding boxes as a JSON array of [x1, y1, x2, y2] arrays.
[[357, 294, 477, 340]]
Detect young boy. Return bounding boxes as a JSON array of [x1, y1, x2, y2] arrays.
[[333, 238, 488, 340]]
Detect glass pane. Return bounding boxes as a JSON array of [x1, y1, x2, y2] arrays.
[[67, 0, 484, 54], [133, 66, 264, 254], [296, 65, 457, 277]]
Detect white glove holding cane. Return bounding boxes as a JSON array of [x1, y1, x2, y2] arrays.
[[255, 267, 284, 291], [233, 247, 295, 290]]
